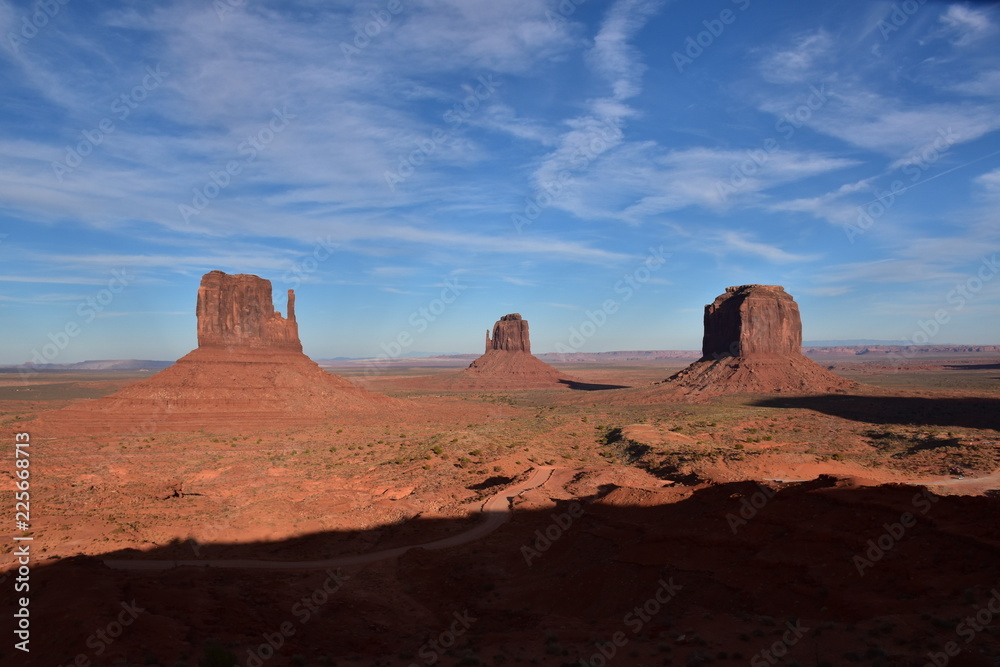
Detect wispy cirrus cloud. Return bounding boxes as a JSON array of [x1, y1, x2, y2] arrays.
[[531, 0, 662, 193], [715, 231, 819, 264], [936, 4, 996, 46], [758, 31, 835, 84]]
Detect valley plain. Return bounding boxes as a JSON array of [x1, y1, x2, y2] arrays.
[[2, 350, 999, 667]]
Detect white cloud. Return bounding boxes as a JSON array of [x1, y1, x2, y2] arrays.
[[938, 4, 995, 46], [369, 266, 418, 278], [532, 0, 661, 195], [758, 31, 835, 84], [502, 276, 534, 286], [715, 231, 819, 263], [761, 87, 1000, 157], [385, 0, 581, 73], [474, 103, 557, 145], [586, 0, 662, 100], [548, 143, 858, 221], [974, 166, 1000, 198], [949, 69, 1000, 97], [801, 285, 851, 297]]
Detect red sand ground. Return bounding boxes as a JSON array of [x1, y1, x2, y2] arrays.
[[2, 356, 999, 666], [393, 349, 577, 390]]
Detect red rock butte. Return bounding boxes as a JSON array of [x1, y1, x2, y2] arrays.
[[701, 284, 802, 358], [485, 312, 531, 353], [665, 285, 855, 395], [196, 270, 301, 351], [463, 313, 572, 387], [38, 271, 393, 435]]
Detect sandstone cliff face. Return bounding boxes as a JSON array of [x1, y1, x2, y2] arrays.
[[486, 313, 530, 353], [665, 285, 855, 395], [39, 270, 394, 435], [196, 271, 301, 351], [701, 284, 801, 359], [464, 313, 574, 387]]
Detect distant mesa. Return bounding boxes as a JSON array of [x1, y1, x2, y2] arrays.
[[664, 285, 856, 395], [701, 285, 801, 358], [462, 313, 574, 387], [38, 271, 393, 435]]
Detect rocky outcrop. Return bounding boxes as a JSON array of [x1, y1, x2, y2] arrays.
[[38, 271, 394, 435], [701, 285, 801, 359], [486, 313, 531, 353], [196, 271, 300, 351], [460, 313, 573, 388], [664, 285, 856, 395]]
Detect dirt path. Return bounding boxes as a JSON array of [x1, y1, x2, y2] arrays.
[[907, 469, 1000, 492], [767, 469, 1000, 491], [104, 466, 557, 571]]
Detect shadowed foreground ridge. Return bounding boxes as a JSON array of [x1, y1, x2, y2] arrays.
[[664, 284, 857, 395], [35, 271, 394, 435], [7, 475, 1000, 666]]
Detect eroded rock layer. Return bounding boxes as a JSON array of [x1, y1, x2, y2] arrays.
[[486, 313, 531, 353], [38, 271, 394, 435], [197, 270, 301, 351], [702, 284, 801, 359], [463, 313, 573, 388], [665, 285, 855, 395]]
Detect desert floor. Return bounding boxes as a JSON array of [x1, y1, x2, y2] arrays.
[[2, 354, 999, 666]]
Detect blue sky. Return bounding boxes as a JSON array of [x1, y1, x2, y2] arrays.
[[1, 0, 999, 363]]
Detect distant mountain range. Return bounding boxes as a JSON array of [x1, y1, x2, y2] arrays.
[[4, 343, 999, 371], [803, 339, 911, 346], [1, 359, 173, 372]]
